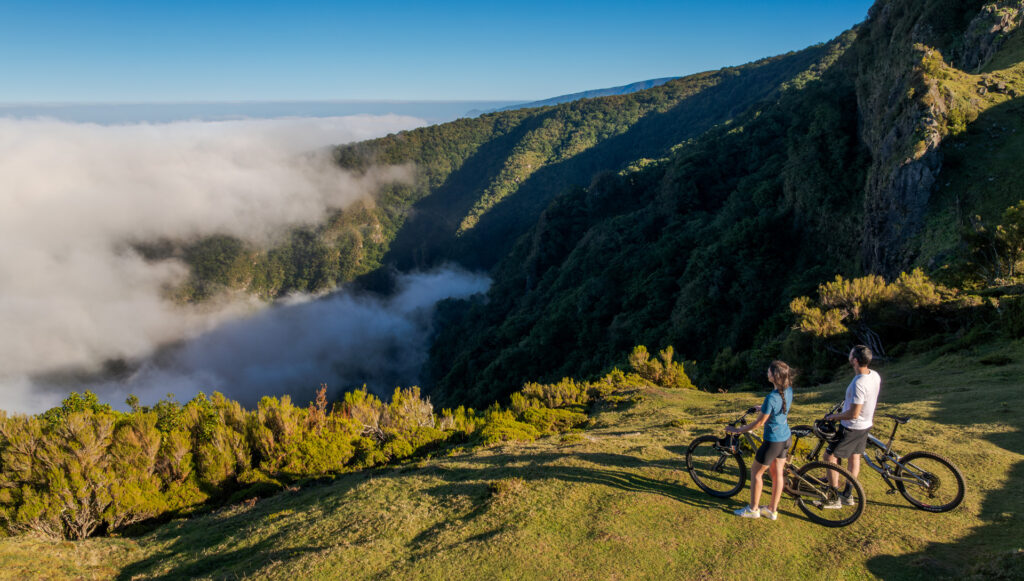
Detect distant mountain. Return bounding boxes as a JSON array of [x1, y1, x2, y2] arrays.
[[466, 77, 679, 116], [0, 100, 520, 125]]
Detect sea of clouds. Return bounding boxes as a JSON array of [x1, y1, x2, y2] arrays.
[[0, 114, 489, 412]]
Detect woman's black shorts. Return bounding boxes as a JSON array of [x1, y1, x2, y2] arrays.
[[755, 437, 791, 464]]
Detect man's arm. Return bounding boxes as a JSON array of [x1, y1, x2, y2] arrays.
[[826, 403, 863, 422]]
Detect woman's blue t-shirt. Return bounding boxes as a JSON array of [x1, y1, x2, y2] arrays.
[[762, 387, 793, 442]]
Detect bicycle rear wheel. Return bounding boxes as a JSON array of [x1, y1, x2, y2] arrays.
[[895, 451, 965, 512], [686, 435, 746, 498], [792, 460, 865, 527]]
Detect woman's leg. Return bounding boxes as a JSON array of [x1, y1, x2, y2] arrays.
[[749, 459, 769, 510], [768, 457, 786, 512]]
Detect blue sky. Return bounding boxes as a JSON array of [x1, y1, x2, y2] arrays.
[[1, 0, 874, 103]]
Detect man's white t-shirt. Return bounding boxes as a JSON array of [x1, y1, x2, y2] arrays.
[[841, 369, 881, 430]]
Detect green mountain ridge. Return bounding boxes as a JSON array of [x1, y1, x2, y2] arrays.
[[162, 0, 1024, 409], [422, 0, 1024, 406]]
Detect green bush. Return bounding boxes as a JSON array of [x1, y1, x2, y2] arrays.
[[0, 368, 608, 540], [628, 345, 696, 389], [1000, 295, 1024, 338], [520, 408, 589, 435], [475, 408, 540, 446]]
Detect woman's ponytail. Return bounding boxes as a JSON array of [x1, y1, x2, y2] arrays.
[[768, 360, 796, 415]]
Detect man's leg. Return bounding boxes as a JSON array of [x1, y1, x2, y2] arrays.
[[847, 453, 861, 479], [823, 451, 845, 488]]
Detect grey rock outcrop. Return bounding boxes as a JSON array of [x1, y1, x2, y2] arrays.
[[958, 1, 1024, 73], [858, 1, 1022, 277]]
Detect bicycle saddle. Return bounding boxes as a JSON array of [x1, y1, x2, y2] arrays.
[[790, 425, 813, 438], [886, 414, 911, 425]]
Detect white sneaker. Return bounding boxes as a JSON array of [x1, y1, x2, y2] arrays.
[[759, 506, 778, 520], [840, 494, 857, 506], [734, 505, 760, 518], [815, 499, 843, 509]]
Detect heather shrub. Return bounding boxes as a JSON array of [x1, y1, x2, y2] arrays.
[[384, 386, 436, 432], [627, 345, 696, 389], [340, 387, 387, 443], [0, 365, 616, 540], [475, 408, 540, 445], [350, 436, 389, 469], [0, 411, 149, 539], [519, 377, 591, 409], [520, 408, 588, 435], [438, 406, 482, 434]]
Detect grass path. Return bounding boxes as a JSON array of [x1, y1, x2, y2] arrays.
[[1, 342, 1022, 580]]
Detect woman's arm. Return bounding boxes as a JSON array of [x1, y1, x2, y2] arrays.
[[726, 412, 769, 434]]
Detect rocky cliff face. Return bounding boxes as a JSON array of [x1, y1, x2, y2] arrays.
[[959, 1, 1024, 72], [857, 0, 1021, 277]]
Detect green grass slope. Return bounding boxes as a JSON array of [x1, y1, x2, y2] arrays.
[[918, 29, 1024, 263], [5, 341, 1020, 580]]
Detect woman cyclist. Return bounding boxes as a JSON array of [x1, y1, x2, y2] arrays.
[[725, 360, 795, 520]]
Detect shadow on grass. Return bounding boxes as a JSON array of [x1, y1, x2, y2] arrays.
[[115, 471, 378, 581], [115, 447, 728, 579], [865, 430, 1024, 580]]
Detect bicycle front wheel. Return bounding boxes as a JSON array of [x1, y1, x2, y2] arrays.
[[792, 460, 865, 527], [895, 451, 965, 512], [686, 435, 746, 498]]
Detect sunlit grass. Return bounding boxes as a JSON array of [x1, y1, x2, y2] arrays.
[[2, 340, 1020, 580]]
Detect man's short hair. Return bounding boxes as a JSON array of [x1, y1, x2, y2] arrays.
[[850, 345, 872, 366]]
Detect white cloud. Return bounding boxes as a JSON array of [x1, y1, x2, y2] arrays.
[[0, 115, 427, 413], [76, 266, 491, 409]]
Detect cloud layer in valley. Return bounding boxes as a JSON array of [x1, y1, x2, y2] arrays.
[[70, 266, 491, 409], [0, 114, 428, 412]]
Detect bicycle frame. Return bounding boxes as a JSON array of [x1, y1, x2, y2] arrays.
[[725, 411, 828, 500], [800, 408, 935, 493]]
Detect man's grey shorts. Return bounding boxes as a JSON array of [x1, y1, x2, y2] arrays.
[[826, 426, 871, 458]]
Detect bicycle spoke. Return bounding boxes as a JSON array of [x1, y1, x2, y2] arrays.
[[686, 436, 746, 498], [895, 452, 965, 512]]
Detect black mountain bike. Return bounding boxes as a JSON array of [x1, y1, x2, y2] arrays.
[[685, 407, 866, 527], [794, 404, 965, 513]]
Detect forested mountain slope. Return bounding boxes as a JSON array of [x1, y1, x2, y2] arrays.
[[476, 76, 679, 114], [168, 0, 1024, 410], [425, 0, 1024, 406], [167, 45, 828, 302], [335, 45, 832, 275]]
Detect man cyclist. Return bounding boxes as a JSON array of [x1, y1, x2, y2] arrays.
[[822, 344, 881, 507]]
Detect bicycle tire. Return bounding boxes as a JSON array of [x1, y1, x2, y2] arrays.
[[792, 460, 865, 527], [686, 435, 746, 498], [894, 451, 965, 512]]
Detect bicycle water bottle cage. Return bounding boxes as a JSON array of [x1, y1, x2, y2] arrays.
[[812, 419, 841, 444]]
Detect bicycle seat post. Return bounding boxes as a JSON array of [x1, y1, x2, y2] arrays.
[[882, 418, 900, 455]]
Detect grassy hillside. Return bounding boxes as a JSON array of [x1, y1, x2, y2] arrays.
[[917, 28, 1024, 263], [3, 340, 1021, 580]]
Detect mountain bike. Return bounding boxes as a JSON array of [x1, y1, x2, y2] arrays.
[[685, 407, 865, 527], [793, 404, 965, 513]]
